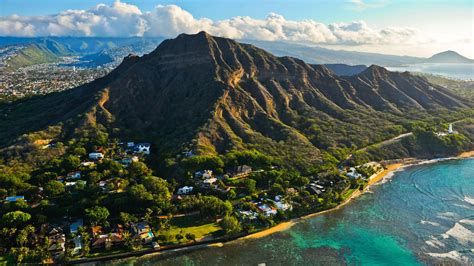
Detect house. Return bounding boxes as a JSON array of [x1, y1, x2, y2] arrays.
[[127, 142, 135, 148], [70, 219, 83, 234], [134, 143, 151, 155], [195, 170, 213, 179], [48, 226, 65, 257], [202, 178, 217, 188], [239, 210, 258, 220], [81, 161, 95, 167], [307, 183, 323, 195], [131, 222, 154, 243], [448, 123, 454, 134], [72, 235, 83, 255], [121, 156, 139, 166], [346, 167, 362, 179], [65, 181, 77, 188], [89, 152, 104, 160], [91, 232, 123, 249], [177, 186, 193, 195], [182, 150, 194, 157], [66, 180, 86, 189], [91, 225, 104, 237], [233, 165, 252, 177], [67, 171, 81, 180], [257, 204, 277, 216], [5, 195, 25, 202]]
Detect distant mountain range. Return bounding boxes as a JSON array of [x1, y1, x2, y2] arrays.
[[1, 32, 470, 169], [1, 36, 472, 70]]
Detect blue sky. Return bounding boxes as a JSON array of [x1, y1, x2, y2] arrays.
[[0, 0, 472, 57], [2, 0, 472, 24]]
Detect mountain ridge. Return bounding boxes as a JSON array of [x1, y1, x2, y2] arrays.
[[0, 32, 471, 169]]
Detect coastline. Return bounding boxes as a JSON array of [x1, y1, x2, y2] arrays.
[[237, 150, 474, 241], [78, 150, 474, 264], [240, 164, 401, 241]]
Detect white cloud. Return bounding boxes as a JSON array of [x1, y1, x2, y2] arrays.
[[0, 0, 435, 48], [347, 0, 390, 10]]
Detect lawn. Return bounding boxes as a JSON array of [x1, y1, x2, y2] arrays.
[[341, 188, 356, 200], [166, 222, 221, 240], [158, 216, 223, 245]]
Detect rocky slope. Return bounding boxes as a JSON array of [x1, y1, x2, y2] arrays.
[[0, 32, 471, 168]]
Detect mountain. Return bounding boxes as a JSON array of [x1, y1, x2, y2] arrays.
[[241, 40, 423, 66], [75, 38, 164, 67], [3, 39, 73, 69], [0, 32, 471, 169], [425, 50, 474, 64], [323, 64, 367, 76]]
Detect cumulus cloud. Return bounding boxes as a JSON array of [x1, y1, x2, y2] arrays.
[[0, 0, 422, 46]]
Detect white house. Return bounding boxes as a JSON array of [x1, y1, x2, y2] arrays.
[[135, 143, 151, 155], [89, 152, 104, 160], [257, 204, 277, 217], [67, 171, 81, 180], [346, 167, 362, 179], [202, 177, 217, 187], [195, 170, 213, 179], [448, 124, 454, 134], [177, 186, 194, 195]]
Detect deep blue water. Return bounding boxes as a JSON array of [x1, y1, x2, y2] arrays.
[[113, 158, 474, 265], [387, 63, 474, 80]]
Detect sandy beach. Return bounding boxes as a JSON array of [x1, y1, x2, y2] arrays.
[[458, 150, 474, 158], [239, 163, 406, 240]]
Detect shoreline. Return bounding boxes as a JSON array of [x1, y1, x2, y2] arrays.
[[78, 150, 474, 264], [236, 150, 474, 241]]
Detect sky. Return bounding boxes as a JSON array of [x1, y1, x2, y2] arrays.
[[0, 0, 473, 57]]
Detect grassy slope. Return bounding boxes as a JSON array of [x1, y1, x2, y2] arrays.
[[6, 44, 58, 69]]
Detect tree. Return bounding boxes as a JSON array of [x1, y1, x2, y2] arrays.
[[198, 196, 233, 217], [10, 247, 30, 263], [73, 147, 87, 157], [269, 183, 284, 196], [120, 212, 137, 226], [292, 175, 310, 189], [16, 225, 35, 247], [1, 211, 31, 227], [175, 233, 184, 242], [45, 180, 65, 197], [243, 179, 257, 194], [220, 215, 241, 234], [142, 176, 171, 205], [128, 184, 153, 202], [85, 206, 110, 226], [185, 233, 196, 242], [128, 161, 151, 179], [61, 155, 81, 172]]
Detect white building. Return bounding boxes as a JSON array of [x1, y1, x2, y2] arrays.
[[135, 143, 151, 155], [89, 152, 104, 160], [195, 170, 213, 179], [177, 186, 194, 195], [448, 124, 454, 134], [346, 167, 362, 179]]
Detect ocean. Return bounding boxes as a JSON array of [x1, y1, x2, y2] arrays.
[[110, 158, 474, 265], [387, 63, 474, 80]]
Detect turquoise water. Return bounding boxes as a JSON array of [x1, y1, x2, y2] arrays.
[[387, 63, 474, 80], [112, 159, 474, 265]]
